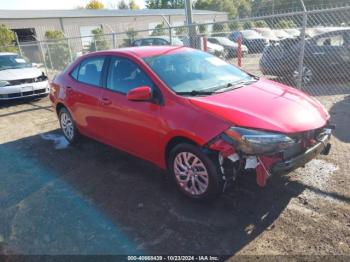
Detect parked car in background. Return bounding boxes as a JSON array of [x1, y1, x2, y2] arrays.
[[283, 28, 301, 38], [132, 36, 223, 57], [131, 36, 183, 47], [254, 28, 279, 42], [260, 29, 350, 84], [208, 37, 248, 58], [273, 29, 293, 40], [206, 41, 225, 57], [50, 46, 332, 199], [0, 52, 49, 100], [229, 30, 269, 53]]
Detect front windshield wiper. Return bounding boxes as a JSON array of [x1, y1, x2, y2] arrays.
[[213, 78, 258, 93], [175, 90, 216, 96], [176, 77, 259, 97]]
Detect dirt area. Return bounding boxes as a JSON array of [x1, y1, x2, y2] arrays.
[[0, 78, 349, 257]]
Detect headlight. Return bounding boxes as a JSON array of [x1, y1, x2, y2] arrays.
[[0, 80, 10, 87], [224, 127, 296, 155]]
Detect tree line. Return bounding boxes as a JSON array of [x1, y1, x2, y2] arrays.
[[146, 0, 350, 18]]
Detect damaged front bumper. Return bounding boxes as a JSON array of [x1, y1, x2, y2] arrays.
[[207, 126, 333, 188], [271, 130, 331, 174]]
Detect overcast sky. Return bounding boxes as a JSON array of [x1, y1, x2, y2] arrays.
[[0, 0, 146, 9]]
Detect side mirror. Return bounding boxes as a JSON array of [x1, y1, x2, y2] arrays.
[[127, 86, 152, 102]]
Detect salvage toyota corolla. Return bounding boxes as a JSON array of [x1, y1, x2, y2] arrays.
[[50, 46, 333, 199]]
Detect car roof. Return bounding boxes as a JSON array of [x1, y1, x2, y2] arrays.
[[0, 52, 17, 56], [100, 46, 192, 58]]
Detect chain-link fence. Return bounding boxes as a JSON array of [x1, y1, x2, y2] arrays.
[[1, 5, 350, 96]]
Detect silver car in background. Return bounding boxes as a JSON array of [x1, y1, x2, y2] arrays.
[[0, 53, 49, 100]]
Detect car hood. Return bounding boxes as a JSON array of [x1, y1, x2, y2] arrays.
[[188, 78, 329, 133], [0, 67, 42, 80]]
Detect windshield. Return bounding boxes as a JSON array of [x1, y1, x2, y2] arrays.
[[0, 55, 32, 70], [144, 50, 254, 94], [242, 30, 263, 39]]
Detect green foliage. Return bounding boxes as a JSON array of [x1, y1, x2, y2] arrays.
[[151, 23, 167, 36], [213, 23, 226, 32], [275, 19, 297, 29], [129, 0, 140, 9], [45, 30, 70, 70], [0, 25, 18, 53], [118, 0, 129, 9], [85, 0, 104, 9], [212, 22, 228, 36], [88, 28, 110, 52], [254, 20, 269, 28], [146, 0, 184, 9], [251, 0, 348, 16], [229, 21, 242, 31], [243, 21, 254, 30], [175, 26, 186, 36], [123, 28, 138, 47], [195, 0, 251, 19], [198, 24, 208, 35]]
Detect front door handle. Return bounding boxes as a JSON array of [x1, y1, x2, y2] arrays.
[[100, 97, 112, 106]]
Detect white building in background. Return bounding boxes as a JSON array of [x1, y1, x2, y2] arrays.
[[0, 9, 227, 42]]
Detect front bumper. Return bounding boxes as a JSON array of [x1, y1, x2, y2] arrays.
[[271, 132, 331, 174], [0, 81, 49, 100]]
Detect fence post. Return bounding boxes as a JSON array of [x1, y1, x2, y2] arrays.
[[46, 42, 54, 70], [14, 32, 23, 57], [67, 38, 73, 62], [161, 15, 173, 45], [297, 0, 308, 89], [38, 41, 49, 77], [185, 0, 196, 48], [112, 33, 117, 48]]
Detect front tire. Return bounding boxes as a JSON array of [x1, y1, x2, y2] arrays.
[[168, 143, 224, 200], [59, 107, 79, 143]]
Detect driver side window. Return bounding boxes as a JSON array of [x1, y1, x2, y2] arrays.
[[106, 57, 154, 94]]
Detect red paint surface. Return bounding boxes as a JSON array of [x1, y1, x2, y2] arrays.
[[50, 46, 329, 170], [256, 156, 280, 187], [127, 86, 152, 101]]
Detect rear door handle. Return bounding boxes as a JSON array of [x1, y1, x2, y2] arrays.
[[100, 97, 112, 106]]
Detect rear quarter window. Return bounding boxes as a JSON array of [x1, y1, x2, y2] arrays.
[[70, 56, 106, 87]]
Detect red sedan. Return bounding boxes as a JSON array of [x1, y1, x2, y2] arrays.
[[50, 46, 332, 199]]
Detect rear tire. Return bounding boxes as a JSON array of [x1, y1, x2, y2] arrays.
[[293, 64, 314, 85], [59, 107, 79, 144], [168, 143, 224, 200]]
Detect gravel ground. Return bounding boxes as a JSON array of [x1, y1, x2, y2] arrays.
[[0, 76, 349, 258]]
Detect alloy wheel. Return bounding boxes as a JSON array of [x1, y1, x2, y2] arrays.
[[173, 152, 209, 196], [60, 111, 74, 141], [293, 65, 313, 85]]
